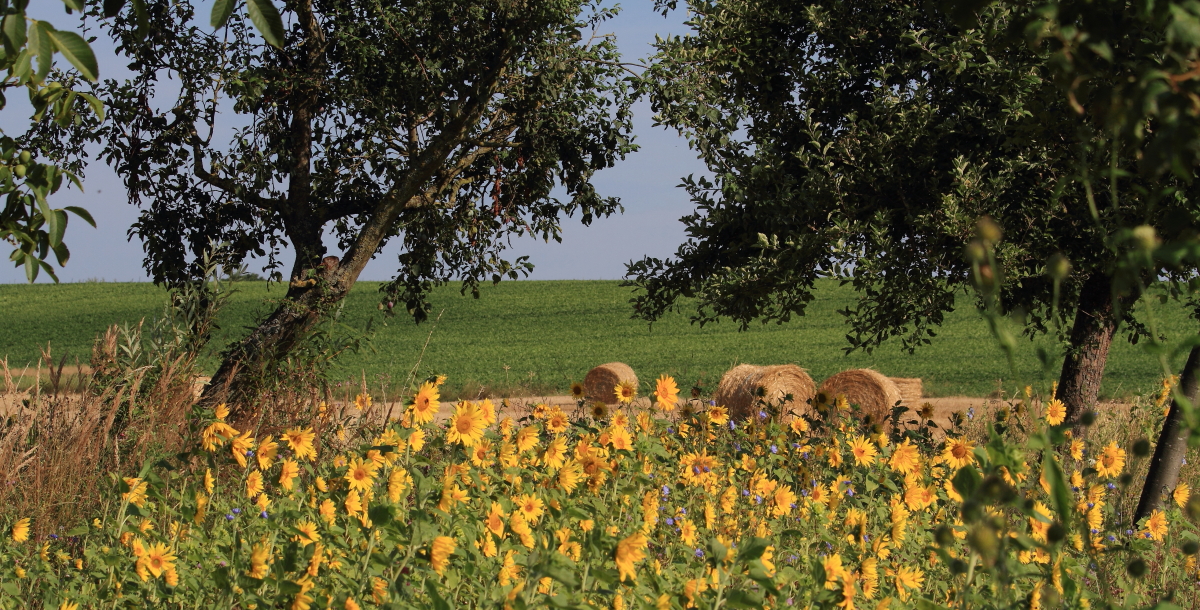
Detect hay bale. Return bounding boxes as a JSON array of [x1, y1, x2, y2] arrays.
[[889, 377, 923, 405], [714, 364, 815, 421], [819, 369, 902, 424], [584, 362, 637, 405]]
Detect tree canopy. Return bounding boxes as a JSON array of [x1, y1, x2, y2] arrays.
[[629, 0, 1200, 422], [87, 0, 636, 408]]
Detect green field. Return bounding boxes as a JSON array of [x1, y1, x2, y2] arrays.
[[0, 279, 1191, 399]]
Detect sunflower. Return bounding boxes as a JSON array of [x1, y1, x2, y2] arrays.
[[344, 490, 363, 516], [515, 494, 545, 524], [319, 499, 337, 524], [410, 382, 440, 425], [772, 485, 797, 517], [283, 427, 317, 461], [293, 521, 320, 546], [1044, 399, 1066, 426], [557, 460, 583, 493], [438, 485, 469, 511], [10, 517, 29, 542], [247, 542, 271, 579], [542, 436, 568, 470], [245, 470, 264, 499], [848, 436, 878, 467], [388, 468, 411, 503], [430, 536, 456, 576], [940, 438, 975, 469], [822, 554, 848, 589], [1096, 442, 1126, 478], [545, 408, 570, 434], [889, 439, 920, 475], [614, 379, 638, 404], [893, 566, 925, 602], [570, 382, 586, 400], [471, 439, 496, 468], [344, 458, 379, 492], [609, 425, 634, 451], [486, 502, 507, 538], [499, 550, 521, 586], [201, 421, 239, 452], [123, 477, 149, 507], [446, 402, 486, 447], [1143, 509, 1168, 541], [789, 416, 809, 434], [615, 532, 647, 582], [590, 402, 609, 420], [679, 518, 698, 546], [1175, 482, 1191, 508], [707, 405, 729, 427], [477, 399, 497, 427], [142, 542, 176, 579], [355, 393, 373, 412], [278, 459, 300, 491], [681, 451, 721, 487], [231, 431, 256, 468], [654, 375, 680, 411], [1069, 439, 1084, 461], [515, 425, 539, 452]]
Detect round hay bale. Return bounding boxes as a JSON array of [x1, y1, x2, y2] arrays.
[[889, 377, 923, 405], [819, 369, 902, 425], [584, 362, 637, 405], [714, 364, 815, 421]]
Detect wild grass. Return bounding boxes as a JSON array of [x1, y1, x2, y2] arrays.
[[0, 280, 1193, 400]]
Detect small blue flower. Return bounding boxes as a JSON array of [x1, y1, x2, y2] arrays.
[[49, 534, 58, 539], [225, 514, 235, 521], [667, 427, 674, 434], [800, 489, 809, 497], [679, 508, 687, 514], [791, 443, 799, 449], [802, 452, 810, 459], [246, 449, 255, 457], [770, 445, 778, 454], [1107, 483, 1116, 490], [846, 488, 855, 497], [790, 503, 797, 508], [694, 549, 705, 558], [1184, 458, 1189, 465], [1091, 528, 1098, 534], [232, 508, 242, 514], [1087, 502, 1094, 509], [260, 511, 269, 519], [967, 407, 975, 420], [754, 495, 763, 504], [759, 410, 767, 418], [730, 421, 737, 431], [662, 485, 671, 496], [666, 518, 675, 526], [742, 489, 750, 496], [1107, 535, 1115, 542], [735, 443, 742, 452], [1125, 529, 1134, 536]]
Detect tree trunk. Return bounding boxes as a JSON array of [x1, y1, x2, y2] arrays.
[[1058, 272, 1121, 430], [1134, 343, 1200, 524]]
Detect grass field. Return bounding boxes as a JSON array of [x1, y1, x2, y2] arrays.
[[0, 279, 1191, 399]]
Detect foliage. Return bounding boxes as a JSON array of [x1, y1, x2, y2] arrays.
[[1, 375, 1196, 608], [626, 1, 1200, 360], [90, 0, 636, 315], [0, 0, 103, 282], [1, 280, 1195, 399]]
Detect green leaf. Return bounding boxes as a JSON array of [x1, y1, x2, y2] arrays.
[[30, 22, 53, 81], [735, 537, 769, 562], [66, 206, 95, 229], [424, 579, 451, 610], [245, 0, 285, 48], [1042, 452, 1072, 531], [211, 0, 237, 28], [65, 525, 89, 536], [952, 465, 981, 498], [44, 29, 98, 81], [2, 13, 26, 56], [103, 0, 126, 18], [724, 589, 764, 609]]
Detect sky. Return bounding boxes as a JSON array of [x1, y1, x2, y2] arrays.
[[0, 2, 707, 283]]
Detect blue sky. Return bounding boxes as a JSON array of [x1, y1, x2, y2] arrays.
[[0, 2, 706, 283]]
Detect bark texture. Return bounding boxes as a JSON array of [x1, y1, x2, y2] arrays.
[[1058, 273, 1122, 429], [1134, 344, 1200, 524]]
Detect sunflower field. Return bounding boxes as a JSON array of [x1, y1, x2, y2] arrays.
[[1, 375, 1196, 610]]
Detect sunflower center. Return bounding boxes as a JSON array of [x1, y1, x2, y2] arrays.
[[456, 417, 474, 433]]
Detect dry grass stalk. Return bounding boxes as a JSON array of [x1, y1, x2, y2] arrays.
[[819, 369, 902, 425], [584, 362, 637, 405], [714, 364, 816, 421]]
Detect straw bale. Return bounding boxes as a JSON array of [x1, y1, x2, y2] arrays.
[[819, 369, 902, 425], [889, 377, 923, 405], [714, 364, 815, 421], [584, 362, 637, 405]]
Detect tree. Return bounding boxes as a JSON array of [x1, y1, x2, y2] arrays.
[[1017, 0, 1200, 522], [628, 0, 1199, 427], [92, 0, 635, 413]]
